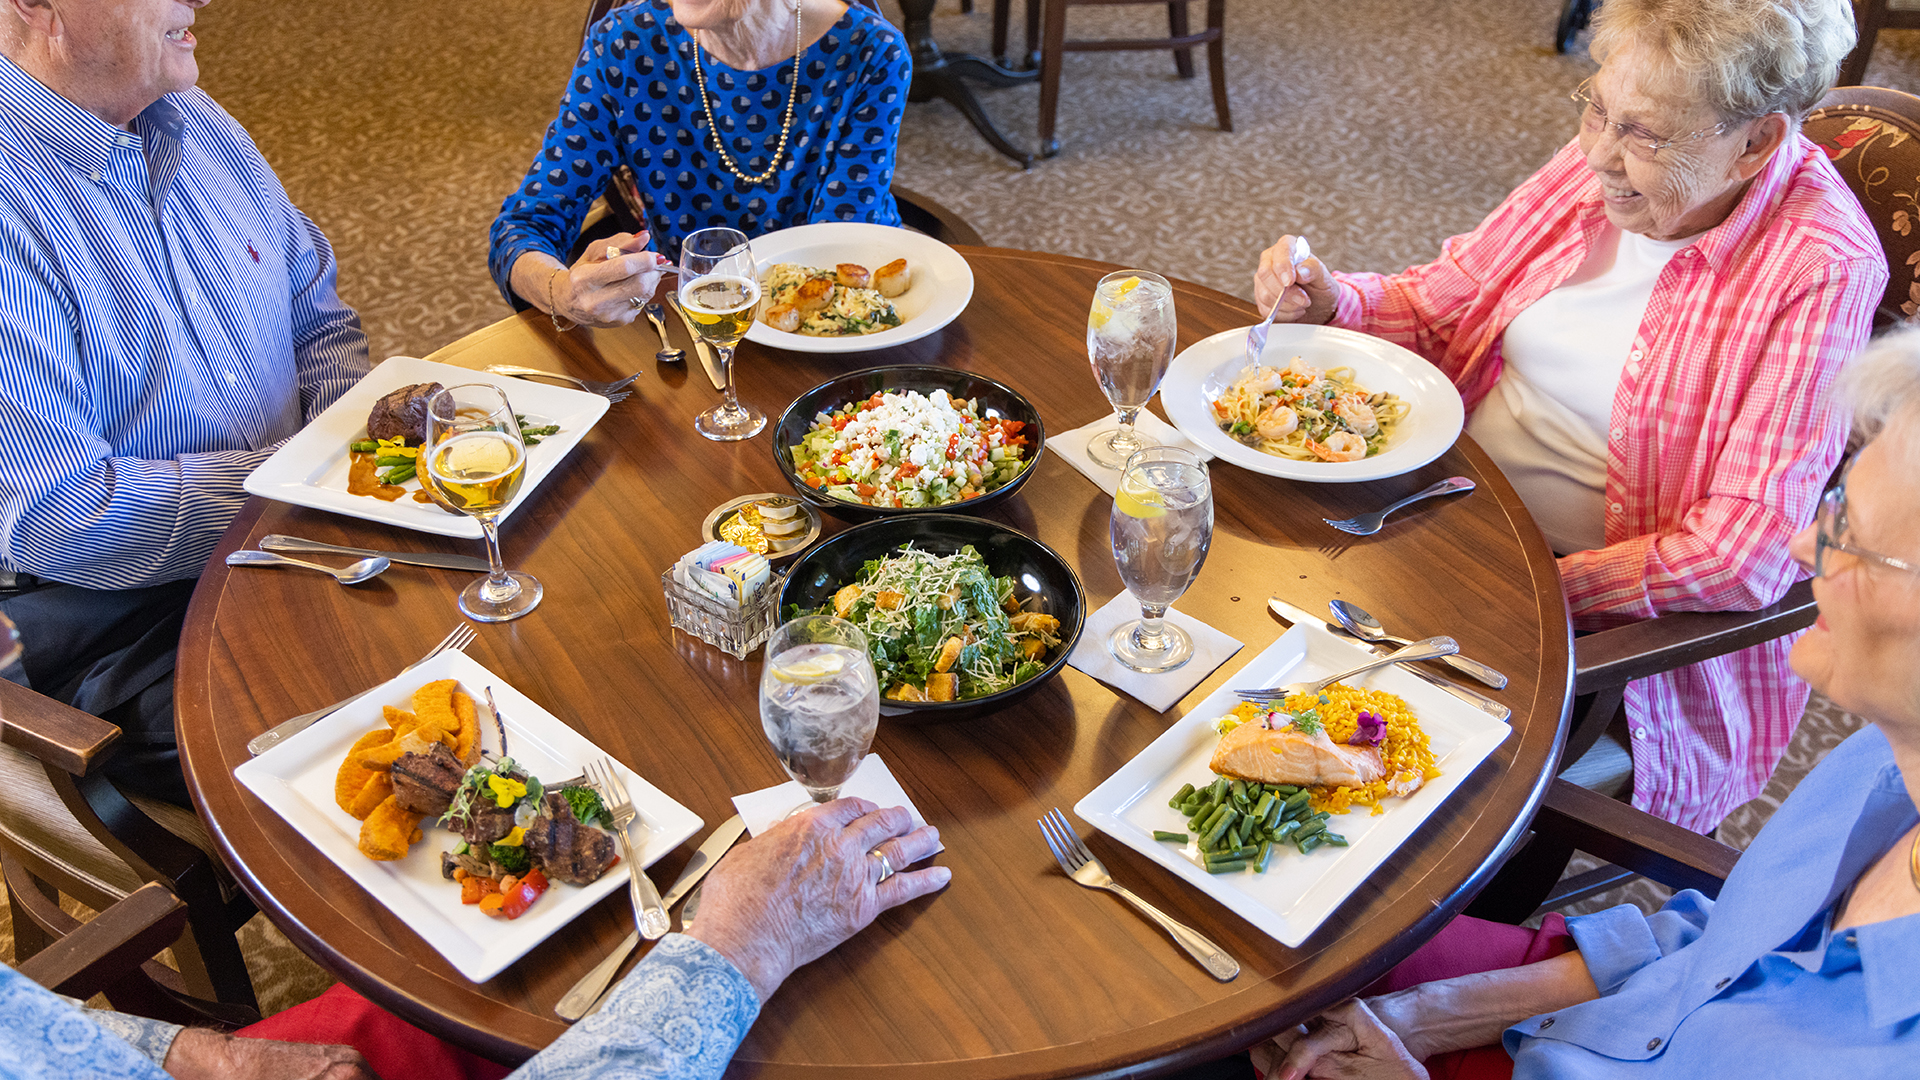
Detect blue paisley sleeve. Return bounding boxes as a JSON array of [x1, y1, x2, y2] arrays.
[[510, 934, 760, 1080], [805, 13, 909, 225], [0, 966, 173, 1078]]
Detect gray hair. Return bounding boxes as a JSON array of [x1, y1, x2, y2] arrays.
[[1841, 326, 1920, 450], [1589, 0, 1856, 122]]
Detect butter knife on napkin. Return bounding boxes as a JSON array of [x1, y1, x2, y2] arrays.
[[1267, 597, 1510, 720]]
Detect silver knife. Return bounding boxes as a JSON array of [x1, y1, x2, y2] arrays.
[[1267, 597, 1511, 721], [261, 535, 490, 572], [662, 292, 725, 392], [554, 814, 747, 1021]]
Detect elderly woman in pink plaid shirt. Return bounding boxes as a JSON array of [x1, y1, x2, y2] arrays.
[[1252, 0, 1885, 833]]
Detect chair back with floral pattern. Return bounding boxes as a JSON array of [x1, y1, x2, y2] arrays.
[[1804, 85, 1920, 328]]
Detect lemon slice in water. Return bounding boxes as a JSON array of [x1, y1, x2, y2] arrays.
[[1088, 276, 1143, 330], [1114, 481, 1166, 519], [773, 652, 847, 683]]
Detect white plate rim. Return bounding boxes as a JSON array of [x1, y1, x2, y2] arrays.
[[233, 650, 702, 982], [741, 222, 974, 353], [1160, 324, 1465, 483], [242, 357, 610, 539], [1074, 623, 1510, 948]]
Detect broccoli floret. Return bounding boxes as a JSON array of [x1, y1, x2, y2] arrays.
[[488, 843, 532, 875], [561, 785, 613, 828]]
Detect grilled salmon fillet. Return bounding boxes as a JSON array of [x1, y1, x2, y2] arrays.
[[1209, 721, 1386, 788]]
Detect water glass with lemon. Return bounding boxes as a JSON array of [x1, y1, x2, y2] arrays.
[[1109, 446, 1213, 673], [759, 615, 880, 804], [1085, 269, 1177, 468]]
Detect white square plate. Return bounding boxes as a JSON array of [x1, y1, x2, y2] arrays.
[[234, 650, 701, 982], [243, 356, 609, 539], [1075, 623, 1509, 947]]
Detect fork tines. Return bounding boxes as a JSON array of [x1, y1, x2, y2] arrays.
[[1232, 687, 1285, 699], [1037, 808, 1090, 873], [1322, 517, 1370, 535]]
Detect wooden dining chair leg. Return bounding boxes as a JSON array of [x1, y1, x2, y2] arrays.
[[1168, 1, 1195, 78], [992, 0, 1011, 63], [1024, 0, 1041, 69], [1038, 0, 1069, 157], [1838, 0, 1887, 87], [1206, 0, 1230, 131]]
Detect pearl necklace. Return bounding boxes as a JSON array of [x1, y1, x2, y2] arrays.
[[692, 0, 803, 185]]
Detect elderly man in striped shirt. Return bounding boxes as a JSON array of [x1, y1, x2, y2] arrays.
[[0, 0, 369, 804]]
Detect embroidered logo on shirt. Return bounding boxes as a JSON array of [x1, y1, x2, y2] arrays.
[[246, 243, 259, 263]]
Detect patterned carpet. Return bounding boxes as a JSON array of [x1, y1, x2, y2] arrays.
[[5, 0, 1912, 1022]]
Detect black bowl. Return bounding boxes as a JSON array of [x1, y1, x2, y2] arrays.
[[771, 365, 1046, 524], [779, 515, 1085, 721]]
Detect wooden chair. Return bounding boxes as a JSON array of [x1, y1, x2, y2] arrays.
[[0, 677, 261, 1016], [1838, 0, 1920, 88], [575, 0, 988, 248], [1802, 85, 1920, 327], [1035, 0, 1231, 158]]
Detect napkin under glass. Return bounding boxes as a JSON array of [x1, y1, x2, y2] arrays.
[[1047, 410, 1211, 497], [732, 754, 943, 854], [1068, 590, 1243, 712]]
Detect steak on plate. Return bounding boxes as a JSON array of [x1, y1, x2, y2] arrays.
[[390, 742, 464, 816], [366, 382, 445, 445], [524, 792, 617, 885]]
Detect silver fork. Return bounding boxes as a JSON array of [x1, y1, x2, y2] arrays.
[[246, 624, 476, 756], [588, 759, 672, 940], [1323, 476, 1475, 536], [1235, 636, 1457, 701], [1037, 809, 1239, 981], [1244, 235, 1311, 370], [485, 364, 638, 402]]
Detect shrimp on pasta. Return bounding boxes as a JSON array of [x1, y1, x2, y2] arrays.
[[1210, 357, 1409, 462]]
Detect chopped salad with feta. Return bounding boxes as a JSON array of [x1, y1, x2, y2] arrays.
[[790, 389, 1031, 508]]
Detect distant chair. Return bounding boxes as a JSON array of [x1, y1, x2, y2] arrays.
[[1802, 84, 1920, 327], [1837, 0, 1920, 88], [1553, 0, 1597, 53], [1032, 0, 1231, 159]]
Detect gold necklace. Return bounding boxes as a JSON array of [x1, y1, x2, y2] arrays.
[[693, 0, 803, 185], [1910, 830, 1919, 894]]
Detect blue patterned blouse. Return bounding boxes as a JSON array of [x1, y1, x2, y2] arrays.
[[488, 0, 910, 302]]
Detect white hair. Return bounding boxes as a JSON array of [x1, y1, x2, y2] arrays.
[[1590, 0, 1857, 122], [1840, 327, 1920, 452]]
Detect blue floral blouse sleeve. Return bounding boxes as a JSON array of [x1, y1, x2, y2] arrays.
[[0, 965, 175, 1078], [510, 934, 760, 1080]]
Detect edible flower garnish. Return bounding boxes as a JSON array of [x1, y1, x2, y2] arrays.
[[1349, 710, 1387, 747], [487, 774, 528, 808]]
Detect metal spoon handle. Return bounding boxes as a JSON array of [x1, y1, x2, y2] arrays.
[[1308, 636, 1457, 693], [226, 550, 341, 578], [1365, 629, 1507, 688]]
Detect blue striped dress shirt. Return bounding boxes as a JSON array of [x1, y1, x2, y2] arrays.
[[0, 56, 369, 590]]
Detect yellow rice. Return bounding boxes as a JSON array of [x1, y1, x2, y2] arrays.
[[1228, 683, 1440, 816]]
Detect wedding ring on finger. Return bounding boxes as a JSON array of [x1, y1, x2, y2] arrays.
[[605, 244, 622, 261], [869, 848, 896, 884], [629, 296, 645, 310]]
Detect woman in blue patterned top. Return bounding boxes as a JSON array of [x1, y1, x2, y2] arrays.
[[489, 0, 910, 330]]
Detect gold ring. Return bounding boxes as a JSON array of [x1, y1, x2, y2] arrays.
[[605, 244, 622, 261], [870, 849, 895, 884]]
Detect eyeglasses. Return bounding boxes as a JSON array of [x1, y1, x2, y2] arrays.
[[1814, 465, 1920, 579], [1569, 79, 1731, 160]]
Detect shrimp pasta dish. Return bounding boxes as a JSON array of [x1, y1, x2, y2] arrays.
[[1210, 357, 1410, 462]]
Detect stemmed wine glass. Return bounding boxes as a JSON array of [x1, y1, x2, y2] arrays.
[[1085, 269, 1178, 468], [758, 615, 880, 808], [422, 383, 543, 622], [1109, 445, 1213, 672], [679, 227, 764, 441]]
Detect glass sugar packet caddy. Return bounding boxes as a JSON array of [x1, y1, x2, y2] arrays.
[[662, 541, 786, 659]]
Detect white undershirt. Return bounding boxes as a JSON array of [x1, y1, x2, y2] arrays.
[[1468, 225, 1691, 554]]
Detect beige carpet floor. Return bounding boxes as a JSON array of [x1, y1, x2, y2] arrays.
[[4, 0, 1910, 1022]]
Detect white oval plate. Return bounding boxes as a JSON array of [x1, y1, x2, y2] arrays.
[[1161, 324, 1465, 483], [742, 222, 974, 353]]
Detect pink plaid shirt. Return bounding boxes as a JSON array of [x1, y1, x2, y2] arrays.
[[1330, 135, 1885, 832]]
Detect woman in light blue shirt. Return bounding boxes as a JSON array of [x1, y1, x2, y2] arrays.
[[1262, 327, 1920, 1079]]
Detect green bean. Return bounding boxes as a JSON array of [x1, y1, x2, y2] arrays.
[[1200, 808, 1239, 849], [1206, 859, 1248, 874], [1169, 783, 1196, 808], [1298, 834, 1327, 855], [1274, 819, 1303, 841], [1229, 779, 1246, 805], [1322, 833, 1349, 847], [1265, 799, 1286, 829], [1269, 784, 1301, 796], [380, 464, 415, 485], [1254, 840, 1275, 873], [1152, 830, 1189, 843], [1203, 847, 1254, 866], [374, 454, 412, 467], [1284, 789, 1312, 811], [1197, 803, 1230, 835], [350, 440, 378, 453], [1252, 791, 1277, 822], [1210, 777, 1230, 803], [1293, 818, 1328, 844]]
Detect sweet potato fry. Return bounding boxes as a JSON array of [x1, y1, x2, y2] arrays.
[[355, 729, 439, 771], [358, 796, 424, 861], [451, 690, 480, 765], [347, 771, 393, 820], [335, 730, 395, 813], [411, 679, 460, 735], [382, 705, 419, 732]]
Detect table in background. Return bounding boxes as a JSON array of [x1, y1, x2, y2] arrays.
[[177, 248, 1572, 1077]]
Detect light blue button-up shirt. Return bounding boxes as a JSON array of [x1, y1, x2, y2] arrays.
[[1506, 724, 1920, 1075], [0, 56, 368, 590]]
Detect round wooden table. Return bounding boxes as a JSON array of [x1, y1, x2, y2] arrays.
[[177, 248, 1571, 1076]]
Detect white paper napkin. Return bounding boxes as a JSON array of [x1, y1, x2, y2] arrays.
[[1067, 591, 1244, 712], [1046, 411, 1212, 497], [732, 754, 943, 853]]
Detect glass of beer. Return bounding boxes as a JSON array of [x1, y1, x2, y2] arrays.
[[423, 383, 542, 622], [1085, 269, 1177, 468], [679, 227, 764, 441]]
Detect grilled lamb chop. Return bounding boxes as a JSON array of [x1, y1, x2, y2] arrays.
[[443, 769, 525, 846], [366, 381, 444, 445], [390, 742, 464, 816], [524, 792, 616, 886]]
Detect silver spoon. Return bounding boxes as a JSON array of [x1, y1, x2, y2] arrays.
[[1329, 600, 1509, 689], [225, 549, 389, 585], [643, 302, 685, 364]]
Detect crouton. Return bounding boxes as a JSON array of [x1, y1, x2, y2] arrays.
[[926, 673, 959, 702]]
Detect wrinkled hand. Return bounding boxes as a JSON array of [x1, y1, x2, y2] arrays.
[[685, 798, 948, 1002], [553, 231, 666, 328], [1266, 999, 1430, 1080], [1252, 233, 1336, 326], [164, 1028, 379, 1080]]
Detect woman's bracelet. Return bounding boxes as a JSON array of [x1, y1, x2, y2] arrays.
[[547, 268, 577, 332]]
